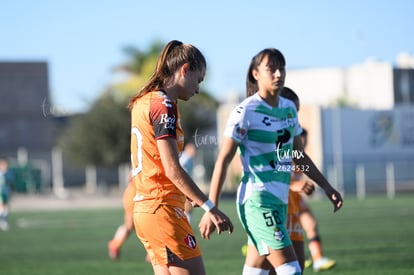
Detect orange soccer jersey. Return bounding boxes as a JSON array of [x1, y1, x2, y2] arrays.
[[130, 90, 185, 213], [130, 90, 201, 264], [287, 191, 304, 241], [287, 170, 306, 242]]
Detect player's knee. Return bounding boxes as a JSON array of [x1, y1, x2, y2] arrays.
[[275, 261, 302, 275]]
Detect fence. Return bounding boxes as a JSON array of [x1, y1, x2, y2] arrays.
[[4, 147, 414, 199], [326, 160, 414, 198]]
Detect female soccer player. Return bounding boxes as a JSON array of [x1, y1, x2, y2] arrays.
[[199, 48, 342, 275], [280, 87, 337, 272], [107, 175, 143, 261], [108, 144, 197, 262], [128, 40, 233, 275]]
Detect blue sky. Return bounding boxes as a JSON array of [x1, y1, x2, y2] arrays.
[[1, 0, 413, 113]]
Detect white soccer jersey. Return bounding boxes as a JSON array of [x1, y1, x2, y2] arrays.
[[224, 93, 302, 205]]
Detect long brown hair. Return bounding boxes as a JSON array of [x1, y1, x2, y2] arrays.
[[128, 40, 206, 109], [245, 48, 286, 97]]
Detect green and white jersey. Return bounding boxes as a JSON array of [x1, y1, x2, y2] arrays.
[[224, 93, 302, 205]]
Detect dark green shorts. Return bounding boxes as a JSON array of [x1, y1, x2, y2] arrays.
[[1, 185, 10, 204]]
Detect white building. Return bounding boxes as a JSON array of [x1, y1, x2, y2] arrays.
[[286, 53, 414, 109]]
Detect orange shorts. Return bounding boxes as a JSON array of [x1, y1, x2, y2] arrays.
[[133, 204, 201, 265], [287, 191, 304, 241]]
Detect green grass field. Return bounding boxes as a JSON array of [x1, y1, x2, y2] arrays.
[[1, 195, 413, 275]]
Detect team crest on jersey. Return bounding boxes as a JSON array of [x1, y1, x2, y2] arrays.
[[184, 234, 197, 249], [273, 226, 285, 241], [234, 123, 246, 137]]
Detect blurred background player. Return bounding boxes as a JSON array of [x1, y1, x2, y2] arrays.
[[107, 174, 146, 261], [281, 87, 337, 272], [286, 158, 315, 272], [0, 159, 11, 231]]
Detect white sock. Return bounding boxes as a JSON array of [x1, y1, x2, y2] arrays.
[[242, 265, 270, 275], [275, 261, 302, 275]]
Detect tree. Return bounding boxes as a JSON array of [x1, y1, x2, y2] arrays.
[[178, 91, 218, 142], [59, 91, 130, 167], [59, 40, 218, 168], [111, 40, 164, 97]]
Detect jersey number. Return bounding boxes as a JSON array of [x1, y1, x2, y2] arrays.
[[263, 210, 282, 227]]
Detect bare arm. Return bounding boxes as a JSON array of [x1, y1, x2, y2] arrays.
[[208, 137, 239, 206], [157, 138, 207, 207], [157, 138, 233, 235], [199, 137, 238, 239], [293, 135, 343, 212]]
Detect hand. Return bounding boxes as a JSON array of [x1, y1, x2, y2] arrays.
[[290, 180, 315, 195], [198, 208, 233, 239], [186, 197, 199, 207], [301, 181, 315, 195], [198, 212, 215, 239], [325, 188, 343, 212]]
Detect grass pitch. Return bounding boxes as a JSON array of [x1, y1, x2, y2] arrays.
[[1, 195, 413, 274]]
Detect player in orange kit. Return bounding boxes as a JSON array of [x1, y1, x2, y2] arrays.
[[108, 175, 153, 261], [108, 143, 197, 262], [129, 40, 233, 275], [287, 166, 315, 271], [281, 87, 337, 272]]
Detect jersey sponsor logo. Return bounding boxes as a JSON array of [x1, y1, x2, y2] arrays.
[[157, 92, 173, 108], [159, 113, 176, 130], [261, 116, 296, 128], [184, 234, 197, 249], [262, 117, 271, 126], [161, 98, 173, 108]]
